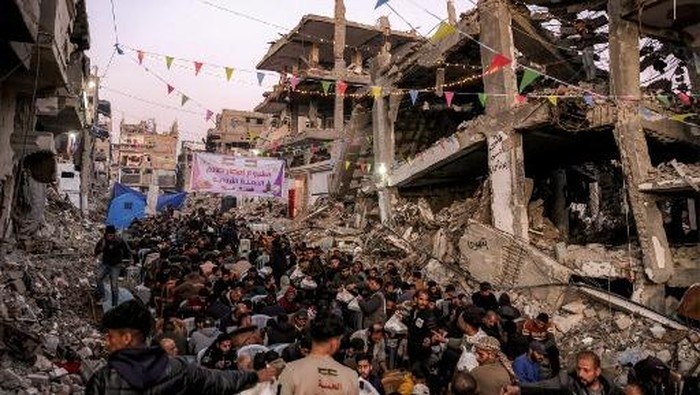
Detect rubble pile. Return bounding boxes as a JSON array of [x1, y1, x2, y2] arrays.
[[0, 189, 106, 394], [651, 161, 700, 182], [291, 192, 699, 378]]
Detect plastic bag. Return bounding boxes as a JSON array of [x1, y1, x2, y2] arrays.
[[384, 312, 408, 335], [300, 277, 318, 290], [348, 297, 362, 312], [336, 289, 355, 303], [456, 346, 479, 372], [289, 266, 305, 282]]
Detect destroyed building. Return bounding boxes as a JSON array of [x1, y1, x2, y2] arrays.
[[112, 119, 179, 192], [254, 11, 419, 216], [205, 109, 271, 155], [0, 0, 98, 242]]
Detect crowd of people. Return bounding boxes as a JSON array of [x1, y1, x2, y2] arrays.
[[88, 205, 697, 395]]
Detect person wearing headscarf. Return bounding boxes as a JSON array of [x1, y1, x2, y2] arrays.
[[470, 336, 515, 395]]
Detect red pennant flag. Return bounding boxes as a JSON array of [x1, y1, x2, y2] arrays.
[[137, 50, 145, 65], [678, 92, 692, 106], [486, 54, 511, 74], [310, 144, 318, 154], [167, 84, 174, 95], [445, 91, 455, 107], [206, 110, 214, 122], [194, 61, 204, 76], [291, 75, 300, 90], [337, 81, 348, 96], [516, 94, 527, 104]]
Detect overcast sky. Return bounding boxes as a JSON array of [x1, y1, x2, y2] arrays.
[[86, 0, 471, 143]]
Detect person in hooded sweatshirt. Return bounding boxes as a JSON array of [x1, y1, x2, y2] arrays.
[[189, 317, 221, 355], [85, 300, 276, 395]]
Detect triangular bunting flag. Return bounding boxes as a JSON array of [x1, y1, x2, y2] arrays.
[[431, 22, 457, 42], [321, 81, 332, 95], [375, 0, 389, 9], [257, 72, 265, 86], [583, 94, 595, 106], [290, 75, 300, 90], [678, 92, 692, 106], [445, 91, 455, 107], [670, 113, 694, 122], [194, 62, 203, 76], [206, 110, 214, 122], [656, 95, 671, 107], [337, 81, 348, 96], [486, 54, 511, 74], [225, 67, 234, 81], [167, 84, 174, 95], [516, 94, 527, 104], [165, 56, 174, 69], [371, 86, 383, 99], [181, 95, 189, 106], [409, 90, 419, 105], [547, 95, 558, 106], [519, 69, 541, 92], [345, 161, 351, 170], [137, 50, 145, 65], [478, 93, 487, 107]]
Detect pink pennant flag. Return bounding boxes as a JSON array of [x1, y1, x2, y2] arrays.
[[137, 50, 145, 65], [445, 91, 455, 107], [516, 94, 527, 104], [206, 110, 214, 122], [167, 84, 175, 95], [678, 92, 692, 106], [337, 81, 348, 96], [486, 54, 511, 75], [291, 75, 300, 90], [194, 62, 204, 76]]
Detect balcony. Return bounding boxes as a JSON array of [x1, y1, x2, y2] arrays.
[[0, 0, 40, 43]]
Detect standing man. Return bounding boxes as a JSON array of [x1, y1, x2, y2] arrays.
[[358, 276, 386, 328], [512, 342, 546, 383], [94, 225, 131, 307], [85, 300, 276, 395], [278, 313, 359, 394]]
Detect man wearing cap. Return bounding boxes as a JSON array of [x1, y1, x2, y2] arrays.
[[278, 313, 359, 394], [512, 342, 546, 383], [94, 225, 132, 307], [86, 300, 276, 395]]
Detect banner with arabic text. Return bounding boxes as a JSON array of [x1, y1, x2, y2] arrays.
[[190, 153, 285, 198]]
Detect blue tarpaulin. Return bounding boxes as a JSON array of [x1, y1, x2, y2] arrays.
[[106, 184, 187, 229]]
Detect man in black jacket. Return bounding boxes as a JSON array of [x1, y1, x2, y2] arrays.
[[86, 300, 276, 395], [94, 225, 132, 307]]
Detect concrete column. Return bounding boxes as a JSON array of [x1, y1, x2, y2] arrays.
[[478, 0, 529, 240], [80, 128, 93, 213], [333, 0, 346, 144], [552, 169, 569, 238], [608, 1, 673, 293], [0, 85, 17, 241], [373, 88, 399, 224]]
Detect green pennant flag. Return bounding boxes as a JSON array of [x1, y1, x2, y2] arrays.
[[519, 69, 541, 93], [321, 80, 332, 95], [656, 95, 671, 107], [478, 93, 487, 107], [165, 56, 174, 69], [225, 67, 234, 81]]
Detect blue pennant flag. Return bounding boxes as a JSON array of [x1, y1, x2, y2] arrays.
[[409, 90, 419, 105], [375, 0, 389, 9]]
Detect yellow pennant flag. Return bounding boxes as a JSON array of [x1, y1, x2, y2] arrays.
[[431, 22, 457, 42], [371, 86, 383, 99], [225, 67, 234, 81], [165, 56, 174, 69], [670, 113, 694, 122], [345, 161, 351, 170], [547, 95, 558, 106]]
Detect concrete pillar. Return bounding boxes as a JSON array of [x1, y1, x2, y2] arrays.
[[608, 0, 673, 290], [373, 87, 399, 224], [333, 0, 346, 143], [0, 85, 17, 241], [447, 0, 457, 25], [552, 169, 569, 238], [478, 0, 529, 240], [80, 128, 93, 213]]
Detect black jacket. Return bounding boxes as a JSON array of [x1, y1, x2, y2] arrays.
[[85, 347, 258, 395], [521, 370, 623, 395]]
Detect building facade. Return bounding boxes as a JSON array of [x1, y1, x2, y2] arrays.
[[0, 0, 94, 241], [176, 140, 205, 192], [114, 119, 179, 192], [206, 109, 270, 154]]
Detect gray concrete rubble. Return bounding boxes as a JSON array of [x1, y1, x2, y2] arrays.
[[291, 197, 700, 380], [0, 190, 104, 395]]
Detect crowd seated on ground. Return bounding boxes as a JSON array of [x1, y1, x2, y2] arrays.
[[97, 206, 697, 395]]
